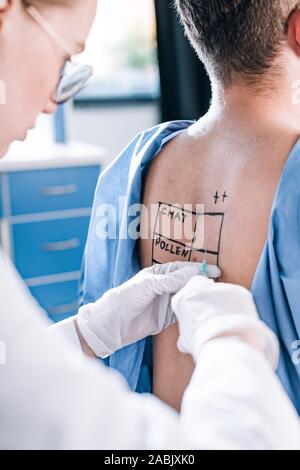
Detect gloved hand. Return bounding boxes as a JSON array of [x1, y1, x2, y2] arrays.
[[76, 261, 221, 358], [172, 276, 279, 369]]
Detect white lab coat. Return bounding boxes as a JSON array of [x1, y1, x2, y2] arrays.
[[0, 249, 299, 450]]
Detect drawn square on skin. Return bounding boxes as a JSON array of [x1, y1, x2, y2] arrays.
[[152, 203, 224, 266], [192, 213, 224, 253], [154, 203, 197, 246]]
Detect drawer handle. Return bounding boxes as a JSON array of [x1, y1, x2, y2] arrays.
[[47, 302, 79, 316], [40, 184, 77, 197], [42, 238, 80, 252]]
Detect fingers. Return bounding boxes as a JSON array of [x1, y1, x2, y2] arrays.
[[172, 276, 213, 313], [172, 275, 258, 319], [152, 261, 221, 279], [152, 261, 194, 275], [201, 263, 221, 279], [153, 265, 201, 295]]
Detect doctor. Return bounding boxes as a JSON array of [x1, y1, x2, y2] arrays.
[[0, 0, 299, 450]]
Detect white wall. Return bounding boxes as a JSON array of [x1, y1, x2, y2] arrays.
[[67, 103, 159, 167]]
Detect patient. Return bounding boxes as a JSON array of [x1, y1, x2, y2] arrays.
[[82, 0, 300, 414], [139, 0, 300, 411]]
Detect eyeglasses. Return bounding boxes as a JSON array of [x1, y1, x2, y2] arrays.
[[26, 5, 93, 104]]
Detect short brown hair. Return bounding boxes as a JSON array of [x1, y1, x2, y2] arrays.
[[175, 0, 299, 87]]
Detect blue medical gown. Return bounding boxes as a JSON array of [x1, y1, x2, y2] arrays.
[[80, 120, 300, 413]]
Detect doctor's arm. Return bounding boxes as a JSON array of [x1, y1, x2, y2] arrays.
[[51, 261, 220, 358], [57, 277, 300, 450], [2, 251, 299, 449]]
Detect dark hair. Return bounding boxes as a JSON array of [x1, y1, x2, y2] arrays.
[[175, 0, 298, 87]]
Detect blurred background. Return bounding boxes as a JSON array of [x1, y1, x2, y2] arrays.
[[0, 0, 211, 322], [20, 0, 211, 161]]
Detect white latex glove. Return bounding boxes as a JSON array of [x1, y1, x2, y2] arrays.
[[172, 276, 279, 369], [76, 262, 221, 358]]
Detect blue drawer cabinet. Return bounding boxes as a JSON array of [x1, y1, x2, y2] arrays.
[[0, 142, 103, 323], [30, 280, 79, 323], [13, 216, 91, 279], [9, 166, 100, 215]]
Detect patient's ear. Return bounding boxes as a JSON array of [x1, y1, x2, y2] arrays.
[[0, 0, 13, 31], [287, 8, 300, 57]]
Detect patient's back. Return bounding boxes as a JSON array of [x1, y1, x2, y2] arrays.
[[139, 121, 297, 411]]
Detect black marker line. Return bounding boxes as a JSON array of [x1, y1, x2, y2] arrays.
[[158, 201, 224, 218], [151, 202, 162, 266], [222, 191, 228, 202], [189, 213, 199, 261], [216, 213, 225, 266], [189, 247, 219, 256], [204, 212, 225, 217]]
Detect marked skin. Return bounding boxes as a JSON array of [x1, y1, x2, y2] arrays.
[[139, 117, 298, 411], [151, 202, 225, 267]]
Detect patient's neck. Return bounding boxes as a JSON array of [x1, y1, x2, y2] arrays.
[[191, 77, 300, 146]]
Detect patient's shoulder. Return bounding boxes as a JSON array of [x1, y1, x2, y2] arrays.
[[100, 121, 193, 186]]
